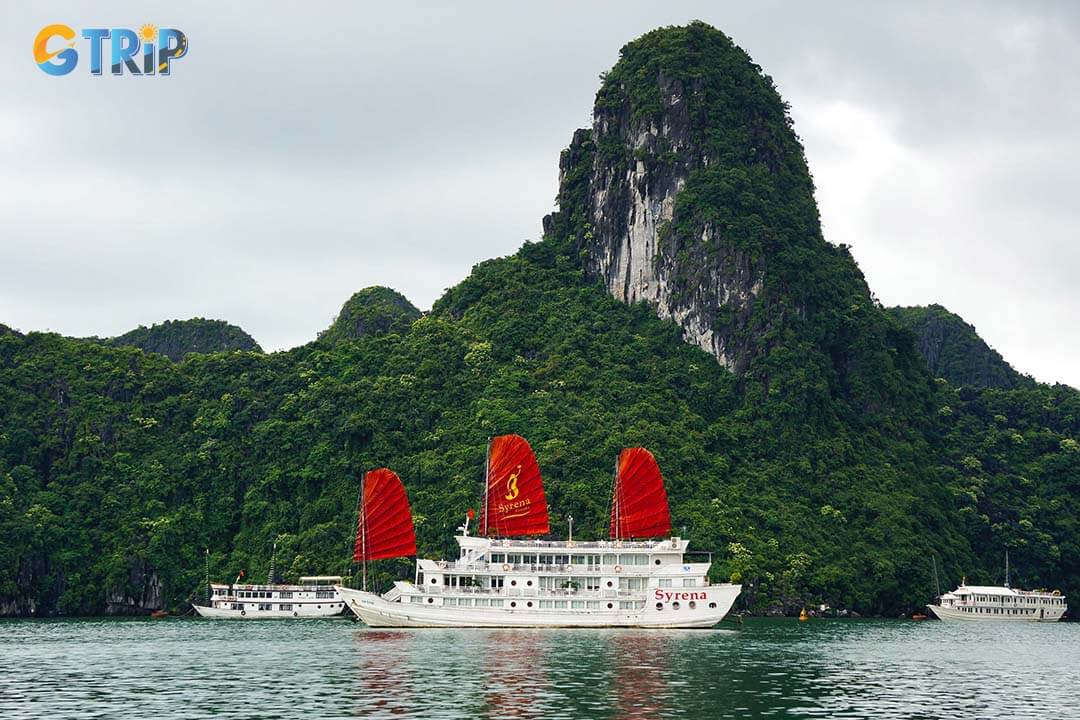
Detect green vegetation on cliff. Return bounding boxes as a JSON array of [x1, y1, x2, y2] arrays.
[[0, 22, 1076, 619], [318, 286, 421, 344], [107, 318, 262, 361], [889, 305, 1031, 389]]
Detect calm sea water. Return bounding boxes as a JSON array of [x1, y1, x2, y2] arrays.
[[0, 617, 1076, 718]]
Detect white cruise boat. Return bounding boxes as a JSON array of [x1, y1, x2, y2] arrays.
[[336, 436, 741, 628], [192, 576, 347, 619], [927, 582, 1067, 622]]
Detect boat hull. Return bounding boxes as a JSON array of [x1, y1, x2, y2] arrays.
[[926, 603, 1065, 622], [192, 603, 346, 619], [338, 584, 741, 629]]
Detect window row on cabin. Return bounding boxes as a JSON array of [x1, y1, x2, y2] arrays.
[[489, 553, 654, 566]]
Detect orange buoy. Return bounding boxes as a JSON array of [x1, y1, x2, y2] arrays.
[[799, 608, 809, 621]]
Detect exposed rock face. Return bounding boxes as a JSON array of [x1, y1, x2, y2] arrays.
[[544, 22, 831, 373], [320, 286, 420, 343], [888, 304, 1030, 389], [109, 318, 261, 361], [104, 559, 163, 615]]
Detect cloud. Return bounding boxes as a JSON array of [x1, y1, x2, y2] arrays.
[[0, 1, 1077, 387]]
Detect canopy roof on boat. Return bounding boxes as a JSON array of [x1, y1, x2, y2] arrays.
[[610, 447, 671, 540], [481, 434, 550, 537], [354, 468, 417, 562]]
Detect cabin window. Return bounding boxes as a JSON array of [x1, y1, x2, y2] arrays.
[[258, 603, 272, 611], [475, 598, 489, 607], [490, 599, 504, 608], [571, 555, 586, 565], [539, 600, 553, 609], [316, 590, 334, 599], [619, 601, 639, 610], [539, 577, 559, 590], [618, 554, 648, 566], [445, 598, 456, 606], [682, 579, 698, 587], [659, 579, 672, 588], [619, 578, 646, 591], [553, 555, 570, 566], [585, 578, 601, 591], [491, 554, 505, 563], [539, 555, 555, 565], [571, 601, 585, 609], [603, 554, 618, 566], [460, 598, 473, 607], [279, 591, 293, 599], [280, 604, 293, 611], [489, 576, 504, 589], [410, 596, 422, 604], [586, 601, 603, 609], [554, 601, 567, 609]]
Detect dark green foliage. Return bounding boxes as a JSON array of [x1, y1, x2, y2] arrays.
[[889, 305, 1032, 389], [318, 286, 421, 344], [107, 318, 261, 361], [0, 23, 1076, 620]]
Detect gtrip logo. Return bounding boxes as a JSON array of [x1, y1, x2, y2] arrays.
[[34, 24, 188, 76]]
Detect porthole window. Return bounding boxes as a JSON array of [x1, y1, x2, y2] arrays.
[[689, 601, 696, 609], [672, 602, 680, 610], [510, 601, 517, 608], [431, 578, 438, 584], [607, 603, 614, 609], [606, 581, 613, 588], [427, 598, 434, 604], [527, 601, 533, 608], [654, 559, 661, 565], [656, 602, 663, 610], [709, 602, 717, 609], [526, 580, 533, 587], [510, 580, 517, 586]]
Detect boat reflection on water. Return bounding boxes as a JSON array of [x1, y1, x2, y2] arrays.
[[352, 630, 414, 715], [610, 631, 688, 720], [480, 630, 549, 719]]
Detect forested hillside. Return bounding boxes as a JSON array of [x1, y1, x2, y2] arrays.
[[889, 305, 1030, 389], [106, 318, 262, 361], [1, 22, 1076, 618]]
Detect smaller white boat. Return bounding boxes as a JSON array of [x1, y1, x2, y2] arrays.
[[192, 576, 347, 619], [927, 583, 1066, 622]]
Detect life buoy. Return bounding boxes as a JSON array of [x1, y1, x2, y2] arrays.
[[293, 611, 298, 617], [502, 563, 511, 572], [614, 565, 623, 574], [240, 610, 246, 616], [438, 561, 447, 569]]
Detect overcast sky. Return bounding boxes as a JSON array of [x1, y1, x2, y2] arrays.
[[2, 1, 1078, 387]]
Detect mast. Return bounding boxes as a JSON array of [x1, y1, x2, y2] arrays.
[[360, 468, 367, 591], [267, 540, 277, 585], [205, 548, 211, 604], [482, 437, 491, 536], [931, 554, 941, 599], [610, 456, 620, 541], [1005, 550, 1010, 589]]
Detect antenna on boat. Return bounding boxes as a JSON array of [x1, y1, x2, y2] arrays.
[[205, 548, 211, 604], [1004, 550, 1010, 589], [931, 554, 941, 600]]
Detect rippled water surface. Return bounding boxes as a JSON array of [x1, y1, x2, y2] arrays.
[[1, 617, 1077, 718]]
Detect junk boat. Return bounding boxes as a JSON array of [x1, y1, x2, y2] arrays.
[[192, 575, 347, 618], [336, 435, 741, 628]]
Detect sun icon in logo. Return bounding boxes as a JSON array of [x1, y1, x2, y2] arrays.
[[139, 24, 158, 43]]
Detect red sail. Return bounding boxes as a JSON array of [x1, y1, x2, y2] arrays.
[[354, 468, 417, 562], [482, 434, 550, 537], [610, 448, 671, 539]]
